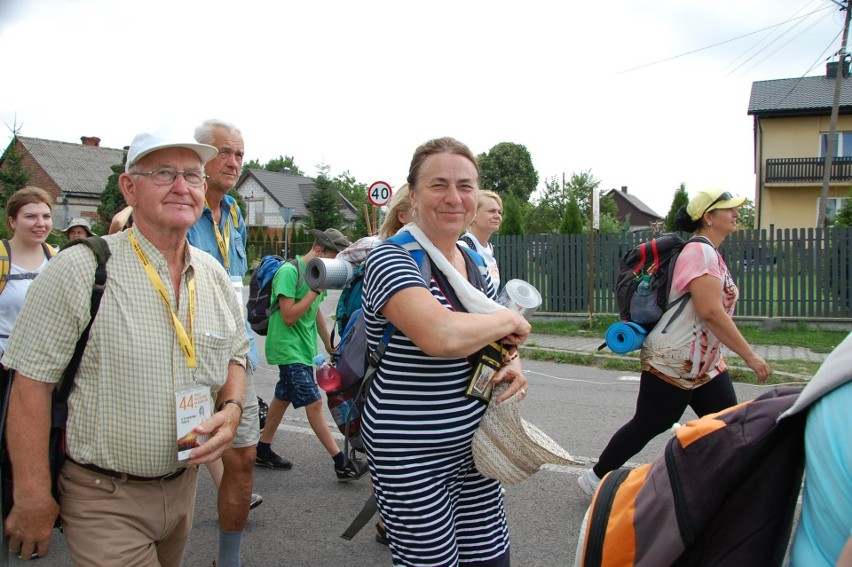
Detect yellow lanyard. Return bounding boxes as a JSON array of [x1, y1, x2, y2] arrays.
[[208, 200, 231, 270], [128, 229, 197, 369], [206, 200, 240, 270]]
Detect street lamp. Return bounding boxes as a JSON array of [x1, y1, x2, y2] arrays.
[[279, 206, 295, 259]]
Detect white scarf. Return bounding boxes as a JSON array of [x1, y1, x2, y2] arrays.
[[404, 223, 505, 315]]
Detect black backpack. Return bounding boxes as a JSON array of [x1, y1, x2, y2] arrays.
[[615, 234, 712, 331], [246, 256, 302, 336]]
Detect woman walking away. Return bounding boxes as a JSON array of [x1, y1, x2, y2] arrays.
[[578, 188, 772, 497], [0, 186, 55, 355], [361, 137, 531, 566], [459, 190, 503, 290]]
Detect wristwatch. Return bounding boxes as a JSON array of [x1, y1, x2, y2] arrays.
[[216, 399, 244, 417]]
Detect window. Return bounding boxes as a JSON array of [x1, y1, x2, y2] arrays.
[[818, 197, 850, 223], [819, 132, 852, 158]]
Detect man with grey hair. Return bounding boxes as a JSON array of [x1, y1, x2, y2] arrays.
[[3, 126, 248, 565], [188, 118, 261, 567]]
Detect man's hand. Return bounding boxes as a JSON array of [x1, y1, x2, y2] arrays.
[[5, 493, 59, 560], [188, 403, 241, 464]]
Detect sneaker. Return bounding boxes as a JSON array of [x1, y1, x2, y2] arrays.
[[250, 493, 263, 510], [335, 457, 368, 482], [255, 449, 293, 470], [577, 468, 600, 497]]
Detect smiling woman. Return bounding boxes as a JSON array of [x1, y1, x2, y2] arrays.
[[0, 186, 55, 353]]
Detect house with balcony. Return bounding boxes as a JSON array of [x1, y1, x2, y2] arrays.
[[748, 62, 852, 231]]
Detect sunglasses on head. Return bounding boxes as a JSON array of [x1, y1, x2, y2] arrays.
[[702, 191, 733, 217]]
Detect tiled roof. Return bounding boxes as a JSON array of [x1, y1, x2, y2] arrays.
[[16, 136, 124, 196], [237, 169, 356, 222], [605, 188, 662, 219], [748, 75, 852, 116]]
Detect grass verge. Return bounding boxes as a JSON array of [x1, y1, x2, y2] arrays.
[[521, 347, 813, 385], [533, 319, 848, 354]]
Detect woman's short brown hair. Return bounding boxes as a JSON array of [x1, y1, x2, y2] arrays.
[[406, 137, 480, 190], [7, 186, 53, 223]]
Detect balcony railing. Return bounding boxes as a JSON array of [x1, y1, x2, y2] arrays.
[[765, 156, 852, 183]]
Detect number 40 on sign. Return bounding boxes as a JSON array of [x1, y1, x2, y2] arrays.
[[368, 181, 393, 206]]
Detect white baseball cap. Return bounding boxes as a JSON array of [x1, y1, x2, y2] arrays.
[[125, 126, 218, 172]]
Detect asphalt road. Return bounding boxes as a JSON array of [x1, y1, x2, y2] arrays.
[[5, 292, 776, 567]]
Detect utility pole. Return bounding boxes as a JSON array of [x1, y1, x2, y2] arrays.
[[819, 0, 852, 228]]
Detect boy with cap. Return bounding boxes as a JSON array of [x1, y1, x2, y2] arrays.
[[256, 228, 367, 481], [64, 218, 93, 240]]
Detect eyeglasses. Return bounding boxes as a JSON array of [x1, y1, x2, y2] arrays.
[[702, 191, 733, 217], [130, 168, 208, 187]]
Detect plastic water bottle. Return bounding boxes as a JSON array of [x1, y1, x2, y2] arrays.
[[314, 354, 342, 393], [637, 274, 653, 297], [630, 274, 661, 325]]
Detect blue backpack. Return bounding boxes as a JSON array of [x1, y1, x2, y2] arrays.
[[246, 256, 302, 336]]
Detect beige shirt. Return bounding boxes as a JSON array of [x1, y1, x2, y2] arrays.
[[2, 228, 248, 477]]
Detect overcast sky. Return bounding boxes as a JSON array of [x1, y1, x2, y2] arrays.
[[0, 0, 845, 216]]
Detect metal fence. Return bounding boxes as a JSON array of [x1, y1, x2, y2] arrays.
[[248, 227, 852, 319], [490, 227, 852, 318]]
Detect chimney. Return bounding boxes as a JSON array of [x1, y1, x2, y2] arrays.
[[621, 185, 628, 194], [81, 136, 101, 147], [827, 59, 850, 79]]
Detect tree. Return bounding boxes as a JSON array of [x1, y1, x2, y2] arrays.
[[242, 155, 303, 175], [834, 190, 852, 227], [478, 142, 539, 202], [559, 193, 584, 234], [526, 175, 569, 234], [0, 137, 30, 208], [95, 153, 128, 234], [665, 183, 689, 231], [737, 199, 756, 230], [330, 171, 369, 238], [305, 173, 344, 230], [499, 193, 525, 235]]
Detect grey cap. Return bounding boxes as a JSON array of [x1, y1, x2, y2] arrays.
[[309, 228, 351, 252]]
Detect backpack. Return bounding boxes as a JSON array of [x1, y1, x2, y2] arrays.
[[615, 234, 712, 331], [246, 256, 302, 336], [579, 386, 807, 567], [0, 239, 57, 296], [334, 263, 365, 336]]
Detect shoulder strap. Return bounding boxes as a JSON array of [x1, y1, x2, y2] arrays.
[[0, 240, 9, 295], [460, 234, 478, 250], [286, 258, 304, 292], [55, 236, 111, 402], [41, 242, 56, 259]]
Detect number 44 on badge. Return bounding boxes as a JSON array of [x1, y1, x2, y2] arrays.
[[368, 181, 392, 207]]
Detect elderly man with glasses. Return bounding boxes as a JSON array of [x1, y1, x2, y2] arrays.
[[2, 127, 249, 566]]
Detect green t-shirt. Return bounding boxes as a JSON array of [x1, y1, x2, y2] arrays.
[[264, 255, 326, 365]]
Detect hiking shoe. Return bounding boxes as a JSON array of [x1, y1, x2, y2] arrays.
[[335, 458, 368, 482], [577, 468, 600, 497], [250, 493, 263, 510], [255, 449, 293, 470]]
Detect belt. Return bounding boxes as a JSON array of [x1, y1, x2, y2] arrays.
[[68, 458, 187, 482]]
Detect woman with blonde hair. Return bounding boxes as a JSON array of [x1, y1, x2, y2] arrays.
[[0, 186, 55, 353], [459, 190, 503, 289]]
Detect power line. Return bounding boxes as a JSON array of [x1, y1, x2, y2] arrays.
[[615, 6, 834, 75]]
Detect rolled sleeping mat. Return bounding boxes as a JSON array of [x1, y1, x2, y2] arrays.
[[305, 258, 355, 290], [604, 322, 648, 354]]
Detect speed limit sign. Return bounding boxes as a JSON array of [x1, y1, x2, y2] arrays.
[[368, 181, 393, 207]]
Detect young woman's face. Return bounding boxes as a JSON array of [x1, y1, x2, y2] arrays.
[[10, 202, 52, 245]]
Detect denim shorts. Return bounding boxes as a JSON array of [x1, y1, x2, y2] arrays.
[[274, 364, 321, 408]]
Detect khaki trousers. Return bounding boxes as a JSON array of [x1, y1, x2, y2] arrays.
[[58, 460, 199, 567]]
